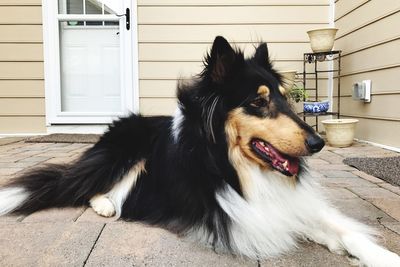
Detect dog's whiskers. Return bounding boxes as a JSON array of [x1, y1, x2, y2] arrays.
[[206, 95, 220, 143]]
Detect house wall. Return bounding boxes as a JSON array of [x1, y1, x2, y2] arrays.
[[0, 0, 45, 133], [334, 0, 400, 148], [137, 0, 331, 115]]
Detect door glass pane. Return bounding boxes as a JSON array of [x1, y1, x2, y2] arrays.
[[59, 21, 121, 112], [85, 0, 102, 25], [58, 0, 121, 26]]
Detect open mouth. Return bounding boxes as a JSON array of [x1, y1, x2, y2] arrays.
[[251, 139, 299, 176]]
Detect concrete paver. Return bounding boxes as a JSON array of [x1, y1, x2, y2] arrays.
[[352, 170, 387, 184], [261, 242, 352, 267], [0, 139, 399, 266], [347, 186, 400, 200], [324, 187, 359, 199], [368, 198, 400, 222], [85, 222, 256, 267], [382, 223, 400, 235], [22, 207, 87, 223], [332, 197, 398, 224], [0, 222, 104, 267], [320, 177, 377, 188], [320, 170, 358, 178], [380, 182, 400, 195]]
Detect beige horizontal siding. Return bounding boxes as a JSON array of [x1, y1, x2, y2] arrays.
[[0, 98, 45, 116], [340, 39, 400, 76], [335, 0, 400, 148], [0, 43, 43, 61], [0, 80, 44, 97], [335, 12, 400, 55], [0, 3, 45, 133], [338, 117, 400, 148], [139, 80, 178, 98], [138, 0, 329, 6], [0, 116, 45, 133], [139, 24, 327, 43], [335, 0, 368, 21], [138, 6, 329, 24], [0, 25, 43, 42], [334, 67, 400, 96], [339, 95, 400, 119], [140, 98, 177, 116], [335, 0, 400, 38], [0, 6, 42, 24], [0, 62, 43, 79], [0, 0, 41, 5]]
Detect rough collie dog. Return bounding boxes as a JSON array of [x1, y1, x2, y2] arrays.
[[0, 36, 399, 266]]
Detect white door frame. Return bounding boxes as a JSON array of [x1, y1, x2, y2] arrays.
[[42, 0, 139, 125]]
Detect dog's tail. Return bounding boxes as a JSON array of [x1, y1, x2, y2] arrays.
[[0, 114, 159, 216], [0, 147, 133, 216]]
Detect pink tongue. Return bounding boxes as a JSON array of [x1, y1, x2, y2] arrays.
[[267, 144, 299, 176], [287, 158, 299, 176]]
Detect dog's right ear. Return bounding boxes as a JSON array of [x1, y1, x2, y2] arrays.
[[205, 36, 243, 84]]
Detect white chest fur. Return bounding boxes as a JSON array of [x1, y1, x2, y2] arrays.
[[216, 165, 329, 259]]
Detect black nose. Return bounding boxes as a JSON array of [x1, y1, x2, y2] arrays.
[[306, 134, 325, 153]]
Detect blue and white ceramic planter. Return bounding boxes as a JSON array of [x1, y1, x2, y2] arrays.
[[303, 100, 329, 113]]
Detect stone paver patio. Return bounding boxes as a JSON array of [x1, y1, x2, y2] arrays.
[[0, 138, 400, 266]]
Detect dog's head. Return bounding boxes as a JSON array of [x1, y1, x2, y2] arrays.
[[178, 36, 324, 182]]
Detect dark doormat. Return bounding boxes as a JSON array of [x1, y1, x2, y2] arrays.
[[343, 157, 400, 187], [27, 134, 100, 144]]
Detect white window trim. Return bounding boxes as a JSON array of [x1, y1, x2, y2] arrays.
[[41, 0, 139, 125]]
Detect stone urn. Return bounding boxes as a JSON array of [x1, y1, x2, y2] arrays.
[[322, 119, 359, 147], [307, 28, 338, 53]]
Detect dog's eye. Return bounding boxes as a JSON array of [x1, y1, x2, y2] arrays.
[[250, 97, 268, 108]]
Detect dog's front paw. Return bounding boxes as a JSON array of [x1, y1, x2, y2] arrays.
[[363, 249, 400, 267], [90, 195, 116, 217], [376, 251, 400, 267]]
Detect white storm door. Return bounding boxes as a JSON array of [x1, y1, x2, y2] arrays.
[[44, 0, 138, 124]]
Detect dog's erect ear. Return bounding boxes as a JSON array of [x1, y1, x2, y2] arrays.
[[253, 43, 272, 70], [253, 43, 282, 83], [206, 36, 242, 84]]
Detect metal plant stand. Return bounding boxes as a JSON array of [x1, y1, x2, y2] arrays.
[[298, 50, 341, 132]]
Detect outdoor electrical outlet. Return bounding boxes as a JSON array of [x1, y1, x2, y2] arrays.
[[363, 80, 371, 102], [352, 80, 371, 103]]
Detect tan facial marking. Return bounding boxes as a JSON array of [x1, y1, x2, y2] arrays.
[[227, 108, 308, 158], [225, 108, 308, 195], [257, 85, 270, 97]]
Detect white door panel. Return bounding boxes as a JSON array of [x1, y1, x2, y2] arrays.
[[60, 28, 121, 113]]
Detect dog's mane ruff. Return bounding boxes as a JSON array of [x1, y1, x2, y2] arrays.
[[171, 77, 250, 250], [177, 78, 224, 145], [215, 163, 319, 259]]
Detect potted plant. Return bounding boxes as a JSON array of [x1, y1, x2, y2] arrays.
[[288, 84, 308, 103], [307, 28, 338, 53], [322, 119, 359, 147]]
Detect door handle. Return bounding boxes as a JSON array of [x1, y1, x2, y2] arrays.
[[116, 8, 130, 31]]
